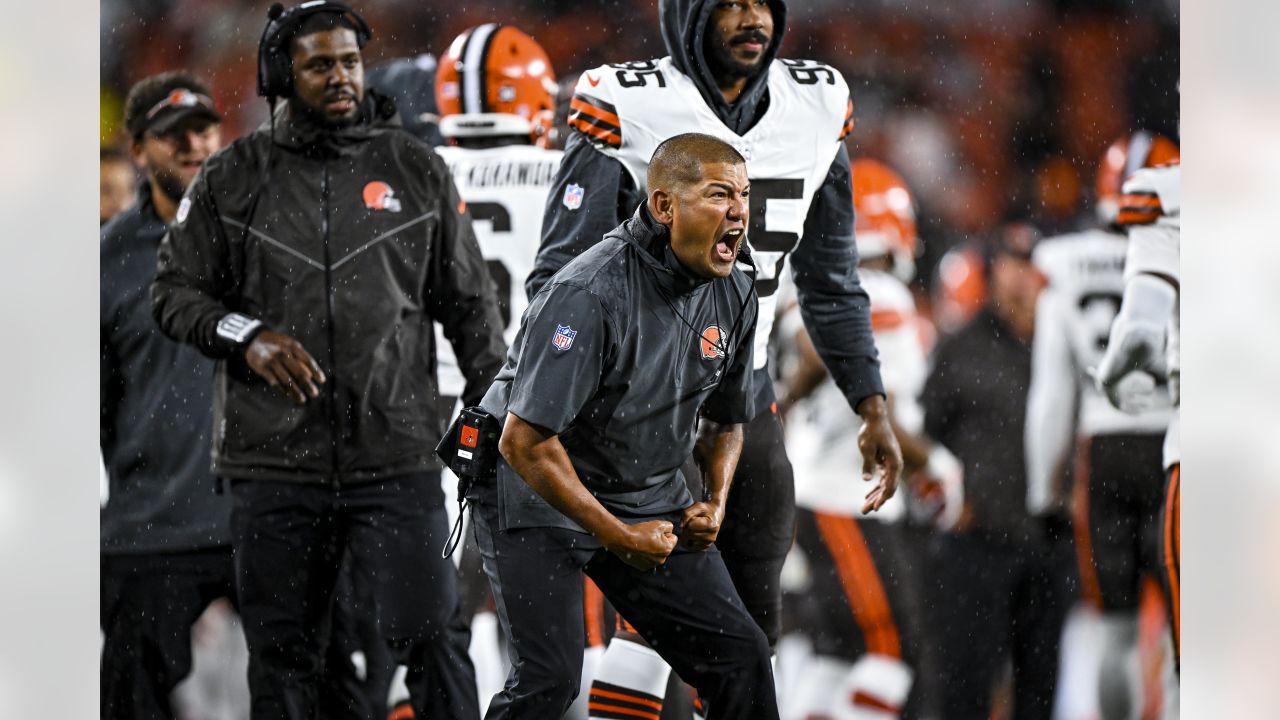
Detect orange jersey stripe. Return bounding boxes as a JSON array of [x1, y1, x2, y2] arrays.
[[839, 98, 856, 140], [871, 308, 907, 331], [587, 701, 660, 720], [852, 689, 900, 713], [570, 97, 622, 130], [1117, 209, 1162, 226], [569, 116, 622, 147], [590, 687, 664, 711]]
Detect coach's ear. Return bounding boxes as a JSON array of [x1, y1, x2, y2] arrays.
[[649, 188, 675, 227]]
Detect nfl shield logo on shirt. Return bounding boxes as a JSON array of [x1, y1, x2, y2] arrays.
[[562, 183, 585, 210], [552, 324, 578, 351]]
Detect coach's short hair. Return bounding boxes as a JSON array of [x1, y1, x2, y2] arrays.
[[649, 133, 745, 192]]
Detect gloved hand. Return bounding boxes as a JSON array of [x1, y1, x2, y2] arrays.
[[1096, 273, 1176, 411]]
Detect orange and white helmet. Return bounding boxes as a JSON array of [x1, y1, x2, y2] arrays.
[[851, 158, 919, 283], [435, 24, 557, 147], [1096, 130, 1179, 225]]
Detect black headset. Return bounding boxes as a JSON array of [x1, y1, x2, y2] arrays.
[[256, 0, 372, 100]]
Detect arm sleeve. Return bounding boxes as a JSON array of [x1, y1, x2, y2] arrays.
[[507, 284, 613, 434], [150, 169, 244, 359], [528, 131, 640, 298], [423, 156, 508, 407], [1024, 287, 1077, 515], [702, 285, 759, 424], [789, 143, 886, 409]]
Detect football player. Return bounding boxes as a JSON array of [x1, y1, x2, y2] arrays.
[[1026, 132, 1178, 720], [1096, 153, 1182, 678], [531, 2, 902, 715], [778, 159, 960, 719]]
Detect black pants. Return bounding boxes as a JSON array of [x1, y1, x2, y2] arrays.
[[318, 559, 397, 720], [100, 547, 236, 720], [1073, 433, 1167, 611], [714, 406, 795, 647], [925, 527, 1076, 720], [471, 487, 777, 720], [230, 473, 478, 720]]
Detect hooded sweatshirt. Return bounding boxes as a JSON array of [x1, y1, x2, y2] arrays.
[[533, 0, 883, 414]]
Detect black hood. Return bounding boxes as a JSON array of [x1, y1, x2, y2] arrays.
[[659, 0, 787, 135]]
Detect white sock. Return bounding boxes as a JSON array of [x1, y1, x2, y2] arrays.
[[783, 653, 849, 720], [588, 637, 671, 720], [774, 632, 813, 715], [1099, 613, 1141, 720], [840, 653, 913, 719]]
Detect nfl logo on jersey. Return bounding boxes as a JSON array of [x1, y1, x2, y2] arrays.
[[562, 183, 584, 210], [552, 324, 578, 351]]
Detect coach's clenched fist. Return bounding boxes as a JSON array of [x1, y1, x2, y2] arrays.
[[605, 520, 679, 571]]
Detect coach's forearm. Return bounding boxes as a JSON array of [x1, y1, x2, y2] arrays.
[[500, 412, 629, 544], [699, 421, 744, 509]]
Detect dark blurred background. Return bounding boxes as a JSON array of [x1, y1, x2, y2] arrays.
[[99, 0, 1179, 289]]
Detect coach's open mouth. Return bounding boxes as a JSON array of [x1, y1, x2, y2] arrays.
[[716, 228, 743, 262]]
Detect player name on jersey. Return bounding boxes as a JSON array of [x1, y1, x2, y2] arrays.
[[448, 158, 559, 189]]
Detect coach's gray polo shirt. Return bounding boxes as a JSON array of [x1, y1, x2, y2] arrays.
[[480, 204, 758, 532]]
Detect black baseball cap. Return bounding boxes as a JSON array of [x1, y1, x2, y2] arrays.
[[124, 71, 222, 140]]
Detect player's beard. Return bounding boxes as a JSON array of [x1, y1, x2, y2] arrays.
[[704, 30, 770, 81], [288, 94, 360, 131], [151, 166, 188, 207]]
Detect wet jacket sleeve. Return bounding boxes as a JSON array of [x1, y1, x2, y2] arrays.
[[788, 143, 886, 410], [423, 156, 507, 407], [150, 169, 246, 359], [701, 283, 759, 424], [528, 132, 641, 298], [506, 284, 613, 434]]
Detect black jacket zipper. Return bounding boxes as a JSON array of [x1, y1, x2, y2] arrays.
[[320, 160, 343, 488]]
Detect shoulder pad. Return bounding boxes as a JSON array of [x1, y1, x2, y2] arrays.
[[1118, 164, 1180, 225], [568, 62, 666, 150], [773, 59, 854, 140]]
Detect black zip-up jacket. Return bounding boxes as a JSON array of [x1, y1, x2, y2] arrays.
[[483, 203, 758, 531], [102, 184, 230, 552], [531, 0, 884, 413], [152, 94, 506, 485]]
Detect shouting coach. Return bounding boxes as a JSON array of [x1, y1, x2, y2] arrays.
[[470, 133, 776, 719]]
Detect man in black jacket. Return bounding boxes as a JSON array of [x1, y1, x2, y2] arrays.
[[101, 70, 233, 720], [921, 231, 1075, 719], [151, 6, 503, 718], [474, 133, 773, 719]]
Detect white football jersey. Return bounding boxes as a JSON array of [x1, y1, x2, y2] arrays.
[[433, 143, 563, 398], [789, 269, 925, 520], [570, 57, 854, 371], [1025, 230, 1174, 511], [1120, 163, 1181, 468]]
